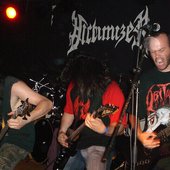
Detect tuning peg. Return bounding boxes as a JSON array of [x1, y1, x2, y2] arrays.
[[27, 112, 31, 117], [22, 116, 27, 120]]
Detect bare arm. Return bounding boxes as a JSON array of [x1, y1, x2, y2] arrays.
[[58, 113, 74, 134], [8, 80, 53, 129], [57, 113, 74, 147]]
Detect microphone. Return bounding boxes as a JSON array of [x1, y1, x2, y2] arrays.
[[140, 23, 160, 32]]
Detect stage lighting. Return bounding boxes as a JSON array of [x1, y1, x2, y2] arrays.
[[5, 6, 17, 19]]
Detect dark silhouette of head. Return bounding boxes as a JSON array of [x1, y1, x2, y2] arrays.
[[61, 53, 112, 102]]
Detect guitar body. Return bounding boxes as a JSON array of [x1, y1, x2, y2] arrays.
[[53, 142, 77, 170], [53, 127, 79, 170], [116, 125, 170, 170]]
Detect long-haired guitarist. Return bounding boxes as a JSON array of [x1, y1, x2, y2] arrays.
[[57, 53, 126, 170], [0, 76, 53, 169]]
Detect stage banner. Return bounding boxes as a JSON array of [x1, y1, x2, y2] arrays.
[[51, 0, 170, 75]]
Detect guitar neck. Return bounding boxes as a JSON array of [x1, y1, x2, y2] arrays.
[[67, 122, 85, 143], [0, 111, 19, 142], [0, 124, 9, 141], [66, 105, 118, 144]]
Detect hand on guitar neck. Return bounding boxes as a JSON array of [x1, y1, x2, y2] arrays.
[[58, 104, 118, 148]]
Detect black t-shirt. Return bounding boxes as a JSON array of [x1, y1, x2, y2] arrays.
[[138, 68, 170, 131], [1, 76, 35, 152]]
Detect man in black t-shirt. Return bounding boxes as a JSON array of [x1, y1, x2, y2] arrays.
[[130, 32, 170, 170], [0, 76, 52, 169]]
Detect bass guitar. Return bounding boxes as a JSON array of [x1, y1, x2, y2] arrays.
[[0, 98, 32, 141], [53, 104, 119, 170]]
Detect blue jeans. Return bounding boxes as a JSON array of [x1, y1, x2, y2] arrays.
[[64, 146, 113, 170], [64, 150, 85, 170]]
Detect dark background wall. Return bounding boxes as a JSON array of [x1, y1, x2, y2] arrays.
[[0, 0, 170, 84]]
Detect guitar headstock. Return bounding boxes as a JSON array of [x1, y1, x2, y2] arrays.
[[94, 104, 119, 118], [13, 98, 33, 120]]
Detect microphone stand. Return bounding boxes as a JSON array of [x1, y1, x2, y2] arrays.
[[102, 29, 148, 170]]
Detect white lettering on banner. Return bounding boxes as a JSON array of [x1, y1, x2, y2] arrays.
[[68, 6, 149, 55]]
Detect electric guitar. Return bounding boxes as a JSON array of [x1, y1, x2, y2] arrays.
[[116, 124, 170, 169], [53, 104, 119, 170], [0, 98, 32, 141]]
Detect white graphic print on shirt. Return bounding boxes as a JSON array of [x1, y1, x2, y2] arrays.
[[146, 107, 170, 132]]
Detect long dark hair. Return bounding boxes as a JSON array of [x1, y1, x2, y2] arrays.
[[61, 54, 112, 103]]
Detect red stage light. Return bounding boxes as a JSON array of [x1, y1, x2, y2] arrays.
[[5, 6, 17, 19]]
